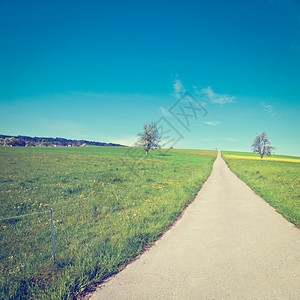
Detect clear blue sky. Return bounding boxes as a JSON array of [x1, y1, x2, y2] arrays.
[[0, 0, 299, 155]]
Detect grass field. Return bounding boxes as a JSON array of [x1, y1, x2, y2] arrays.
[[0, 146, 217, 299], [222, 151, 300, 228]]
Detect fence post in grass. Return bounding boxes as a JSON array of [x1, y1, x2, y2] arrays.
[[50, 208, 56, 261]]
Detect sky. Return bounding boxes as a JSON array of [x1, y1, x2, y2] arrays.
[[0, 0, 299, 156]]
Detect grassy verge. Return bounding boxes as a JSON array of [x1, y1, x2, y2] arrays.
[[222, 151, 300, 228], [0, 146, 216, 299]]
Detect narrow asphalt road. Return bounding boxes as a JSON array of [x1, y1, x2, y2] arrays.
[[90, 151, 300, 299]]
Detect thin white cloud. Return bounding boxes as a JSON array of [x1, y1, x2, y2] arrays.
[[192, 85, 201, 96], [223, 137, 238, 142], [203, 121, 222, 126], [192, 85, 207, 107], [201, 86, 235, 105], [173, 76, 186, 99], [260, 101, 281, 118]]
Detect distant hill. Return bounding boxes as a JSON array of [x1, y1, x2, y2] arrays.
[[0, 134, 125, 147]]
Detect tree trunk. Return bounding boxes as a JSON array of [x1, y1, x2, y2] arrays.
[[146, 149, 148, 155]]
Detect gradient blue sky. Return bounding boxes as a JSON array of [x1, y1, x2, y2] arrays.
[[0, 0, 299, 155]]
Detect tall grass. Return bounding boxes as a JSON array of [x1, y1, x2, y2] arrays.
[[0, 147, 216, 299], [222, 151, 300, 228]]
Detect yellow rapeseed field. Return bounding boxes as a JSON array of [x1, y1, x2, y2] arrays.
[[224, 155, 300, 163]]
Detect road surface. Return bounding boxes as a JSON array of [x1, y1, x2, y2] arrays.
[[90, 151, 300, 299]]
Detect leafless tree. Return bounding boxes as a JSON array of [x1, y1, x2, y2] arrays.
[[252, 132, 275, 159], [136, 122, 161, 155]]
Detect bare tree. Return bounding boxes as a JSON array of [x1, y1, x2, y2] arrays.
[[136, 122, 161, 155], [252, 132, 275, 159]]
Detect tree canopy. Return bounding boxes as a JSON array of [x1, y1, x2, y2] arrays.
[[136, 122, 161, 155], [252, 132, 275, 159]]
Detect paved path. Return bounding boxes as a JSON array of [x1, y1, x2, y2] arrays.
[[90, 152, 300, 299]]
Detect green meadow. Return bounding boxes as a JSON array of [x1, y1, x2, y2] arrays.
[[222, 151, 300, 228], [0, 146, 217, 299]]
